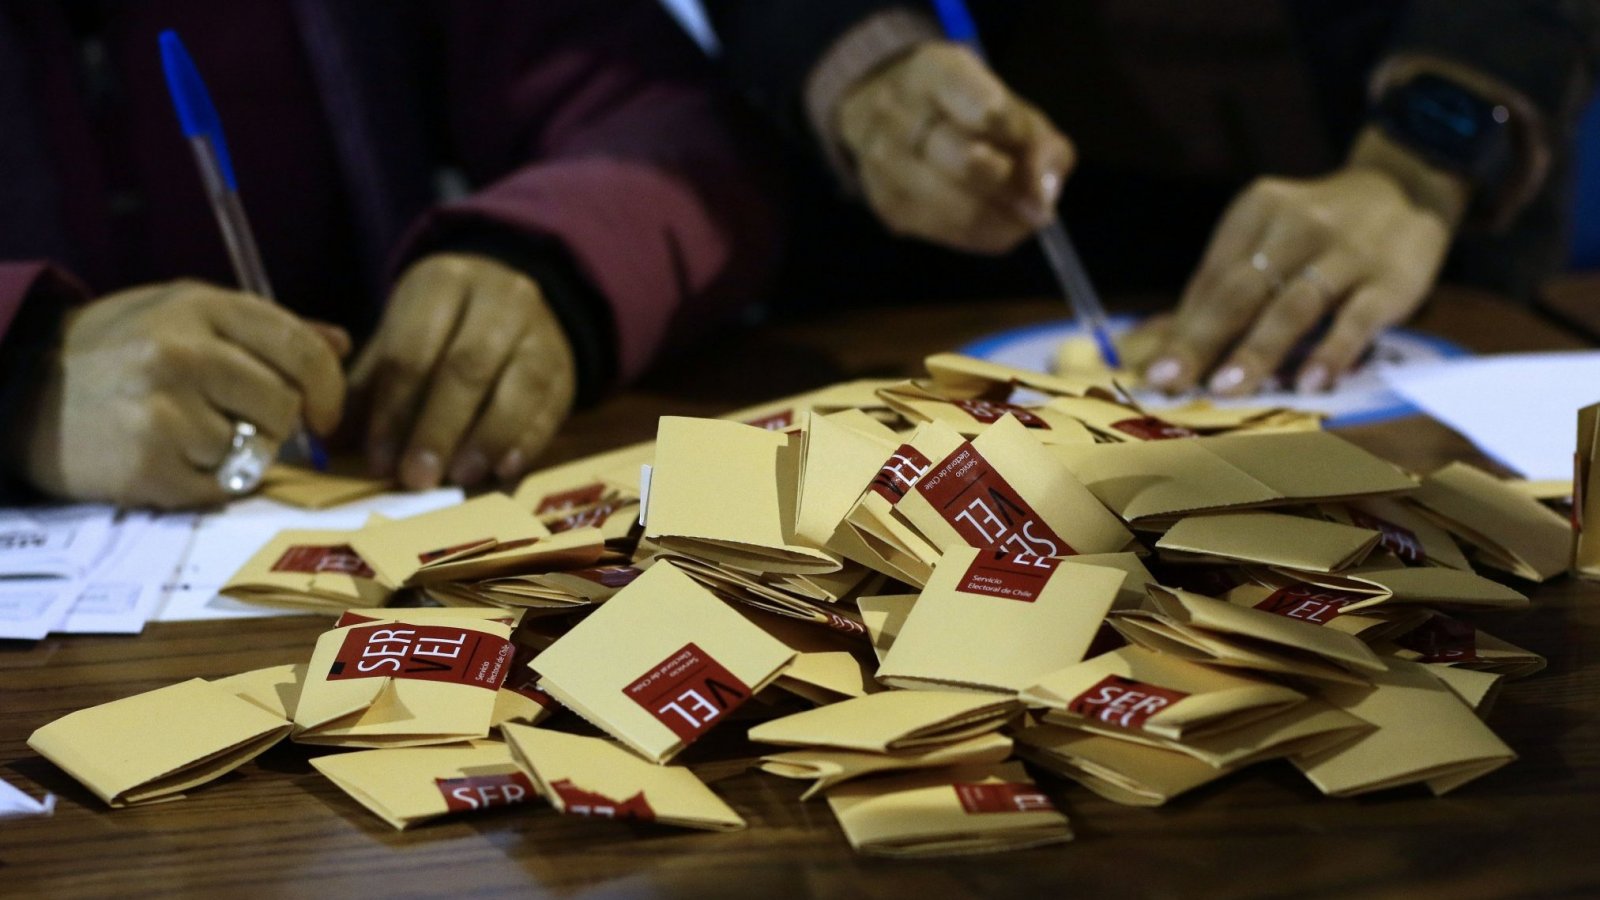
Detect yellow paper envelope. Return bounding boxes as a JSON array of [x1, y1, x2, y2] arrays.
[[1156, 512, 1380, 573], [1014, 723, 1234, 807], [221, 528, 390, 612], [1325, 496, 1472, 570], [760, 732, 1014, 800], [29, 678, 290, 807], [1411, 461, 1570, 581], [1386, 612, 1546, 679], [502, 724, 745, 831], [260, 465, 389, 509], [530, 562, 795, 763], [210, 663, 307, 721], [1421, 664, 1504, 714], [350, 493, 550, 588], [924, 352, 1107, 399], [408, 527, 606, 585], [878, 548, 1125, 693], [878, 381, 1096, 445], [311, 740, 536, 830], [857, 593, 918, 664], [1292, 564, 1530, 613], [294, 612, 516, 748], [1043, 395, 1202, 443], [1021, 645, 1304, 742], [773, 651, 878, 706], [747, 689, 1020, 752], [513, 440, 654, 510], [1292, 658, 1516, 796], [825, 761, 1072, 858], [1223, 581, 1427, 642]]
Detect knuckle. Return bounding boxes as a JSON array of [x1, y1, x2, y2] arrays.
[[442, 347, 499, 385]]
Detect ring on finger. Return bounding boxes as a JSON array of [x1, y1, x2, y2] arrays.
[[1294, 264, 1336, 304], [1250, 251, 1284, 292]]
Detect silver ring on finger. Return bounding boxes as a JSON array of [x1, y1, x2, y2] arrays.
[[1294, 264, 1336, 304], [215, 420, 272, 496], [1250, 251, 1284, 292]]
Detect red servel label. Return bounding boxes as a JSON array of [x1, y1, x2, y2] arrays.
[[271, 544, 375, 579], [1397, 615, 1479, 662], [1066, 674, 1190, 730], [435, 772, 537, 813], [1110, 417, 1198, 440], [549, 779, 655, 821], [951, 399, 1050, 430], [824, 612, 868, 636], [549, 497, 637, 534], [914, 442, 1072, 557], [743, 409, 796, 431], [869, 445, 933, 502], [571, 564, 645, 588], [957, 548, 1061, 602], [953, 782, 1057, 814], [327, 623, 513, 690], [536, 483, 607, 515], [1346, 509, 1426, 564], [1252, 584, 1366, 625], [623, 642, 751, 745]]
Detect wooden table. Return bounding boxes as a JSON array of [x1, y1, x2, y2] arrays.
[[5, 288, 1599, 899]]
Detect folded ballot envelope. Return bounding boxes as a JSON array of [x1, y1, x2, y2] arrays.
[[1293, 658, 1516, 796], [502, 724, 745, 831], [1266, 564, 1529, 613], [1113, 586, 1386, 684], [748, 690, 1020, 752], [1410, 461, 1570, 581], [795, 410, 901, 551], [825, 761, 1072, 858], [211, 663, 307, 721], [1323, 497, 1472, 570], [760, 733, 1014, 800], [260, 465, 388, 509], [662, 553, 871, 637], [877, 381, 1097, 445], [1387, 612, 1547, 678], [773, 651, 878, 706], [349, 493, 553, 587], [1423, 664, 1504, 714], [1014, 723, 1234, 806], [644, 417, 838, 575], [1052, 431, 1416, 527], [29, 678, 291, 807], [311, 740, 536, 830], [877, 547, 1125, 693], [1042, 395, 1202, 443], [857, 593, 917, 664], [892, 416, 1135, 559], [719, 378, 904, 431], [1223, 582, 1428, 643], [923, 351, 1107, 400], [530, 562, 794, 763], [293, 611, 516, 748], [513, 439, 655, 511], [221, 528, 389, 612], [1020, 645, 1305, 742], [1575, 402, 1600, 578], [1156, 512, 1381, 573]]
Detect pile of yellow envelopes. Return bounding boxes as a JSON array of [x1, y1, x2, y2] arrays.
[[28, 352, 1575, 858]]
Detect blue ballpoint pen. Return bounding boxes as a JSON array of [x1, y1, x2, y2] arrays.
[[929, 0, 1123, 370], [159, 30, 327, 492]]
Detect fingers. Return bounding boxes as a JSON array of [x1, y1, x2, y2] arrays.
[[1208, 253, 1362, 396], [1301, 283, 1412, 387], [862, 138, 1036, 253], [451, 321, 577, 487], [203, 294, 346, 435], [196, 343, 303, 442], [363, 262, 474, 477], [395, 270, 533, 490]]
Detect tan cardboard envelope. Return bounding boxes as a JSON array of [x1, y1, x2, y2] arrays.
[[1223, 582, 1427, 642], [293, 612, 516, 747], [718, 378, 903, 431], [644, 417, 838, 574], [877, 549, 1125, 692], [1154, 400, 1309, 434], [260, 465, 388, 509], [924, 351, 1107, 399], [795, 410, 901, 554], [1069, 552, 1157, 612], [221, 528, 390, 612], [1111, 611, 1367, 685], [1156, 512, 1380, 573], [1014, 723, 1234, 806], [894, 416, 1134, 559], [747, 689, 1020, 752], [1292, 657, 1516, 796], [1421, 664, 1504, 714], [1042, 395, 1202, 442], [350, 493, 550, 588], [664, 553, 870, 637], [211, 663, 307, 721], [1053, 431, 1416, 526], [878, 381, 1096, 445], [774, 651, 878, 706], [29, 678, 291, 807], [513, 439, 654, 510], [530, 562, 795, 763], [408, 527, 606, 585], [1575, 402, 1600, 577], [311, 740, 536, 830], [502, 724, 745, 831], [858, 593, 918, 664], [1325, 497, 1472, 570], [760, 732, 1014, 800], [825, 761, 1072, 858], [1511, 477, 1574, 502], [1386, 612, 1546, 679], [1410, 461, 1570, 581], [1282, 564, 1529, 613], [1021, 645, 1305, 741], [841, 422, 959, 585]]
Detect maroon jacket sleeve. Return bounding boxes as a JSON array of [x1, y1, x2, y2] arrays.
[[0, 262, 88, 498], [401, 0, 783, 386]]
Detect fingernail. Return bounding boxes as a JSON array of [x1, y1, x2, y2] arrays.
[[1145, 357, 1184, 388], [1208, 364, 1248, 395], [400, 449, 442, 491], [369, 440, 398, 478], [1296, 364, 1331, 395], [495, 448, 528, 483], [449, 449, 489, 487]]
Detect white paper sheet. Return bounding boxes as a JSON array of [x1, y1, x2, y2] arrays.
[[0, 777, 55, 820], [0, 505, 116, 580], [1381, 351, 1600, 480], [0, 579, 82, 640], [58, 512, 199, 634]]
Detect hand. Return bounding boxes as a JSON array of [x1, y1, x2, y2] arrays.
[[354, 253, 576, 490], [835, 42, 1074, 254], [1144, 133, 1464, 396], [12, 281, 348, 508]]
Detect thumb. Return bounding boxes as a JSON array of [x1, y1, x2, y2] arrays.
[[306, 320, 353, 359]]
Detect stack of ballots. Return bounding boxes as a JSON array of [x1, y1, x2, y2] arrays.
[[26, 351, 1569, 857]]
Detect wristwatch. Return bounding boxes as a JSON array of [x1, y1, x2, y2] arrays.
[[1372, 72, 1515, 190]]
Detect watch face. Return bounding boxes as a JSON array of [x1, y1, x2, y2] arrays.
[[1378, 73, 1511, 177]]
